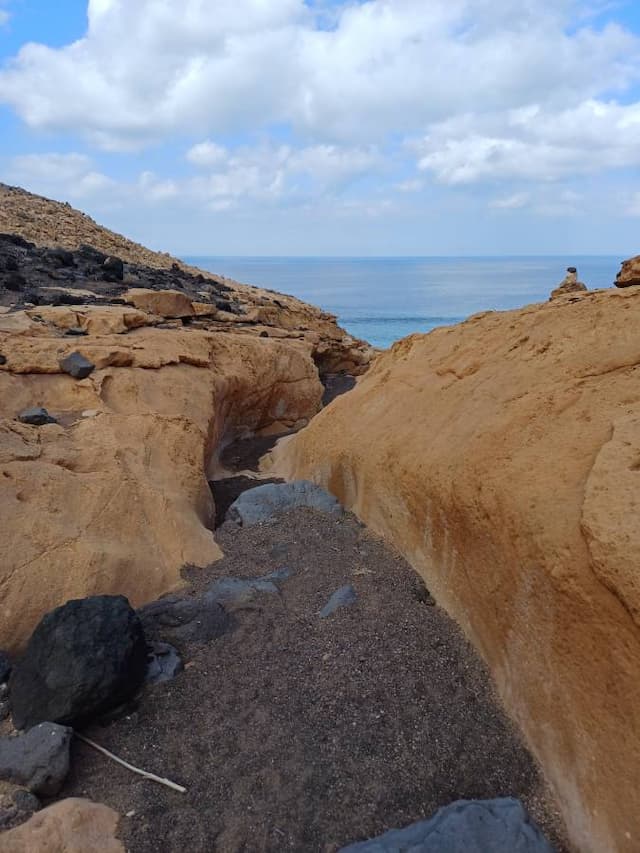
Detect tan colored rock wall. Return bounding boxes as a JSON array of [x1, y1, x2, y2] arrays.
[[0, 798, 123, 852], [0, 306, 322, 652], [271, 286, 640, 853]]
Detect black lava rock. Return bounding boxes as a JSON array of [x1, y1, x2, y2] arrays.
[[0, 355, 6, 366], [102, 256, 124, 281], [9, 595, 148, 730], [0, 652, 11, 684], [59, 351, 95, 379], [4, 273, 25, 292], [17, 407, 57, 426], [0, 723, 72, 796], [43, 248, 75, 268], [63, 327, 88, 337], [338, 798, 554, 853], [138, 595, 233, 647]]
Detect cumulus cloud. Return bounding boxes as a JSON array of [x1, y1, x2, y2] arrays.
[[490, 192, 530, 210], [0, 0, 638, 154], [0, 10, 9, 27], [5, 153, 115, 199]]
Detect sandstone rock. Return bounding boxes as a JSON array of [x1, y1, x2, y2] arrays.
[[271, 285, 640, 853], [10, 595, 148, 730], [615, 254, 640, 288], [549, 267, 588, 300], [319, 585, 358, 618], [124, 288, 194, 318], [0, 798, 124, 852], [338, 798, 553, 853], [0, 723, 72, 796], [59, 351, 95, 379], [17, 407, 56, 426], [227, 481, 344, 526]]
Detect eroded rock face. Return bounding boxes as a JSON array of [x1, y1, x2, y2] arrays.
[[0, 303, 324, 651], [271, 285, 640, 853], [0, 798, 124, 852], [615, 254, 640, 288]]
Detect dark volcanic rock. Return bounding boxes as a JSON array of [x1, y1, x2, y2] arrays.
[[43, 248, 75, 268], [0, 652, 11, 684], [146, 642, 183, 685], [9, 595, 148, 730], [17, 407, 57, 426], [338, 798, 554, 853], [0, 355, 6, 365], [4, 272, 25, 292], [59, 351, 95, 379], [227, 480, 343, 526], [319, 584, 358, 618], [102, 256, 124, 281], [138, 595, 233, 648], [0, 722, 72, 796]]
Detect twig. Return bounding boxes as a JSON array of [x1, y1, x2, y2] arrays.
[[75, 732, 187, 794]]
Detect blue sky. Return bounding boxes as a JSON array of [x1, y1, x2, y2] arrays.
[[1, 0, 640, 256]]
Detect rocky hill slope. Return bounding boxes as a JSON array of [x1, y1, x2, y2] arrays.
[[271, 284, 640, 853], [0, 189, 373, 651]]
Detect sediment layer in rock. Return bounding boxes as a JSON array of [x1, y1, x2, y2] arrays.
[[271, 285, 640, 853]]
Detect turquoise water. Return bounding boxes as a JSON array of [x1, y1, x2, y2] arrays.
[[184, 256, 622, 349]]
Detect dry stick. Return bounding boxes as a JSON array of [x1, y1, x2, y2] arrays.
[[75, 732, 187, 794]]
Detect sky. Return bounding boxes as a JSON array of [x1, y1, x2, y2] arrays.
[[0, 0, 639, 256]]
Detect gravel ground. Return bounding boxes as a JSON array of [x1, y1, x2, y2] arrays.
[[59, 506, 568, 852]]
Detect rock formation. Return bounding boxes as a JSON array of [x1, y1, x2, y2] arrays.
[[271, 284, 640, 853], [0, 798, 124, 852], [549, 266, 588, 300], [615, 255, 640, 288], [0, 189, 373, 652]]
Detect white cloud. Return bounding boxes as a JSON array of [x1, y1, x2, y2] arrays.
[[5, 153, 116, 200], [490, 192, 530, 209], [0, 0, 638, 154], [0, 10, 9, 27], [186, 141, 228, 168]]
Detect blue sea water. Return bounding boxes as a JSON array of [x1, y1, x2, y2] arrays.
[[183, 256, 622, 349]]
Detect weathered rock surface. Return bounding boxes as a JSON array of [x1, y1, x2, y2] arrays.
[[615, 254, 640, 288], [272, 285, 640, 853], [0, 798, 124, 852], [145, 641, 183, 685], [0, 723, 72, 796], [338, 798, 553, 853], [17, 407, 56, 426], [549, 267, 588, 301], [10, 596, 148, 730], [227, 480, 344, 525], [138, 595, 232, 647]]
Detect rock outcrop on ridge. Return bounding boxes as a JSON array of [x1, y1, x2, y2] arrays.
[[270, 284, 640, 853], [615, 254, 640, 288], [0, 187, 373, 652]]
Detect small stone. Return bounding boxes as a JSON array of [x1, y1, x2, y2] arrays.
[[59, 351, 95, 379], [146, 641, 183, 685], [320, 585, 358, 618], [0, 723, 72, 796], [64, 327, 88, 337], [18, 407, 57, 427], [0, 354, 6, 365], [81, 409, 100, 418], [12, 789, 40, 815]]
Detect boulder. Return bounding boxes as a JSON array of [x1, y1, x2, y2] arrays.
[[123, 288, 194, 318], [549, 267, 588, 301], [615, 254, 640, 288], [58, 351, 95, 379], [271, 285, 640, 853], [9, 596, 148, 730], [0, 798, 124, 852], [138, 595, 232, 647], [0, 723, 72, 796], [227, 480, 343, 526], [319, 585, 358, 618], [338, 798, 553, 853], [17, 407, 56, 426], [102, 257, 124, 281]]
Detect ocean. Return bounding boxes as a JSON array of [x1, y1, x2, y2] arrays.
[[183, 256, 622, 349]]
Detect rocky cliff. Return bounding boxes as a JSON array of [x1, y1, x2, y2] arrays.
[[0, 189, 373, 651], [271, 285, 640, 853]]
